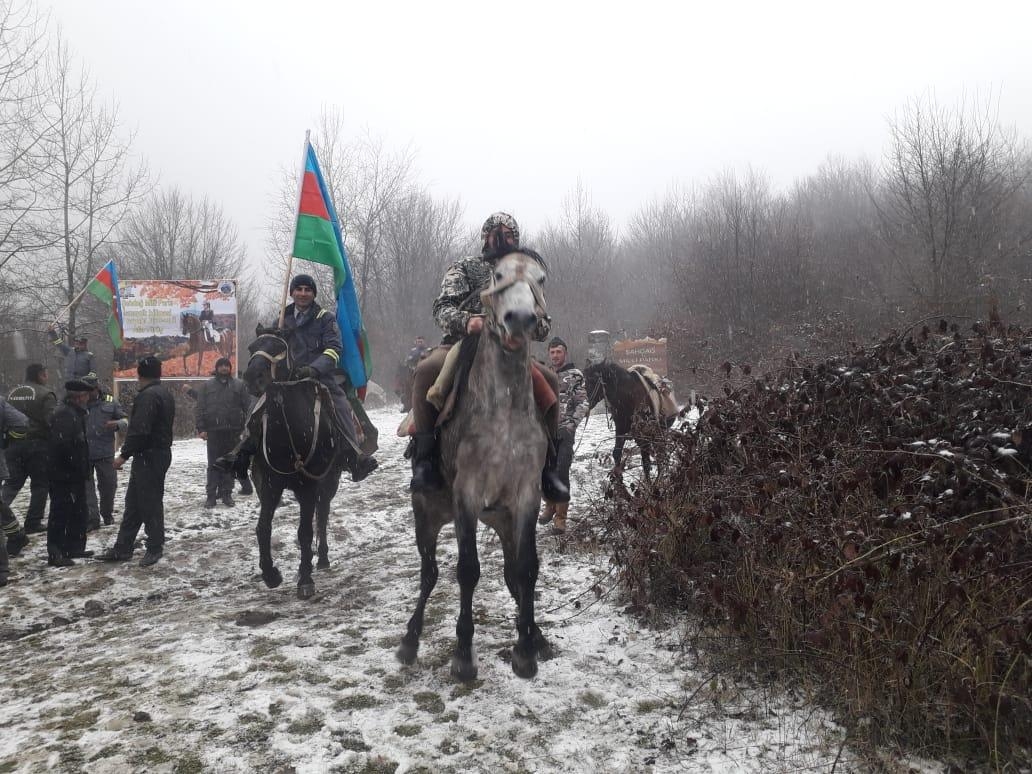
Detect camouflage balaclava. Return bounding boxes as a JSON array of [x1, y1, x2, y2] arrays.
[[480, 212, 520, 255]]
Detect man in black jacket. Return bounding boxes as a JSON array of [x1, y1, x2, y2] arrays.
[[95, 356, 175, 567], [196, 357, 250, 507], [3, 363, 57, 533], [82, 373, 128, 529], [46, 380, 93, 566]]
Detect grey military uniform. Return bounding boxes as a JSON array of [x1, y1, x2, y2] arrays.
[[555, 363, 588, 434]]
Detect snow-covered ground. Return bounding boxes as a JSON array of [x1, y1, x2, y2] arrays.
[[0, 406, 872, 773]]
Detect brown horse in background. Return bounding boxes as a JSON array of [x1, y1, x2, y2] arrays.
[[181, 313, 233, 375], [583, 361, 676, 481]]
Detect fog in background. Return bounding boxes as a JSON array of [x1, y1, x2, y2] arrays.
[[3, 0, 1032, 391]]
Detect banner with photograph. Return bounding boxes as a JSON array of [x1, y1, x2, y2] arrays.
[[114, 279, 238, 380]]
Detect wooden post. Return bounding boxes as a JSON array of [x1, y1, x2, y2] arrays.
[[278, 130, 311, 328]]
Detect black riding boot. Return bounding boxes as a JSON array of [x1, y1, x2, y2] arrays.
[[214, 433, 258, 476], [409, 432, 443, 493], [542, 437, 570, 503], [345, 450, 379, 482]]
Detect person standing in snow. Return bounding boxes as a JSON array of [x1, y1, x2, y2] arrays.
[[96, 356, 175, 568]]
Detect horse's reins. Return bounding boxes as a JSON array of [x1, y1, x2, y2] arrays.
[[261, 383, 333, 480], [249, 335, 333, 481]]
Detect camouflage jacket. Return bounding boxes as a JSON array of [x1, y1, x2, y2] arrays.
[[432, 255, 551, 344], [556, 362, 588, 432]]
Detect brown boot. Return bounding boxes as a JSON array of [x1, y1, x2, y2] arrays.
[[551, 502, 568, 534], [538, 502, 556, 525]]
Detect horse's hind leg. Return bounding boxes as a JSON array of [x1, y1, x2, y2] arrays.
[[315, 478, 337, 570], [256, 482, 284, 589], [451, 508, 480, 682], [397, 508, 443, 665], [296, 486, 317, 599]]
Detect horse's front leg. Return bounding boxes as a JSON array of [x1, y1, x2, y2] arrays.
[[315, 477, 336, 570], [510, 500, 545, 678], [640, 438, 653, 482], [451, 507, 480, 682], [296, 486, 317, 599], [397, 505, 443, 665], [256, 480, 284, 589]]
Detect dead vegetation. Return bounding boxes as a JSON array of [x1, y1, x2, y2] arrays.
[[595, 318, 1032, 768]]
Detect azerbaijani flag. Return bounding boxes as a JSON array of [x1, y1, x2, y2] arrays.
[[292, 141, 371, 397], [86, 259, 124, 348]]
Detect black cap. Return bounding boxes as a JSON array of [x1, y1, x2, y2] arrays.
[[137, 355, 162, 379], [290, 274, 317, 297], [547, 337, 568, 350], [64, 379, 93, 393]]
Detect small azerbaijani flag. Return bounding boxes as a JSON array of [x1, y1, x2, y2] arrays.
[[292, 140, 371, 398], [86, 259, 124, 348]]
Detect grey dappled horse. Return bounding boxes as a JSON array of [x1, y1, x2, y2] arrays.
[[397, 249, 554, 681], [243, 330, 344, 599]]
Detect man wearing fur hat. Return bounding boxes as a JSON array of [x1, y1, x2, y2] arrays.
[[408, 212, 569, 503], [96, 356, 175, 568], [46, 380, 93, 566], [196, 356, 250, 507]]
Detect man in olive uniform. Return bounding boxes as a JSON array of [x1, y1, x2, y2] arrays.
[[47, 326, 95, 381], [408, 212, 568, 503], [46, 380, 93, 566], [539, 337, 588, 534], [3, 364, 57, 533], [0, 396, 30, 583], [196, 356, 250, 507], [82, 373, 128, 529], [96, 356, 175, 567]]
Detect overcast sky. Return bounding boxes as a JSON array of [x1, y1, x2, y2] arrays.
[[45, 0, 1032, 264]]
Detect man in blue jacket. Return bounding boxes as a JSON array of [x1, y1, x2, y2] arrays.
[[220, 274, 377, 483]]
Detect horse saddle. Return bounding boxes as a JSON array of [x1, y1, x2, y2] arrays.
[[627, 365, 678, 423]]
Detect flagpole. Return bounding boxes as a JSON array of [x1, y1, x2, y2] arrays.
[[50, 282, 94, 330], [278, 129, 311, 328]]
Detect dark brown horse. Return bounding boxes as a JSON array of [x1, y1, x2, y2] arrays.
[[181, 313, 233, 375], [242, 330, 344, 599], [583, 361, 676, 480], [397, 250, 553, 681]]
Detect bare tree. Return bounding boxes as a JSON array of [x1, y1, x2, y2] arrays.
[[873, 93, 1032, 314], [16, 34, 148, 338], [535, 180, 619, 349]]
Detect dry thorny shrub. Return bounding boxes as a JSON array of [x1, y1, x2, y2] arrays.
[[593, 318, 1032, 767]]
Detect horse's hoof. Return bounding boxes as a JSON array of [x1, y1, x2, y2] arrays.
[[396, 639, 419, 665], [450, 654, 478, 682], [316, 556, 330, 570], [261, 567, 283, 589], [511, 647, 538, 679], [533, 634, 555, 661], [297, 582, 316, 600]]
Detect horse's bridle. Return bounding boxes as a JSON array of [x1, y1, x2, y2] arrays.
[[478, 258, 549, 339], [248, 334, 292, 379]]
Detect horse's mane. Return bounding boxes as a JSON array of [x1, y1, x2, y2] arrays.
[[487, 246, 549, 273]]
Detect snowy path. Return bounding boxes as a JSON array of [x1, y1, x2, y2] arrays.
[[0, 407, 856, 773]]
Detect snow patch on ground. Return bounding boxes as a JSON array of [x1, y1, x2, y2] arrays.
[[0, 407, 898, 772]]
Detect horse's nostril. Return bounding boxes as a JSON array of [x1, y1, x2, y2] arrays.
[[503, 309, 536, 333]]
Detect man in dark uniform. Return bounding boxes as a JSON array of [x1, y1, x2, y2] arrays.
[[47, 325, 95, 381], [196, 356, 250, 507], [95, 356, 175, 567], [219, 274, 377, 483], [46, 380, 93, 566], [3, 364, 57, 533], [82, 373, 128, 529]]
